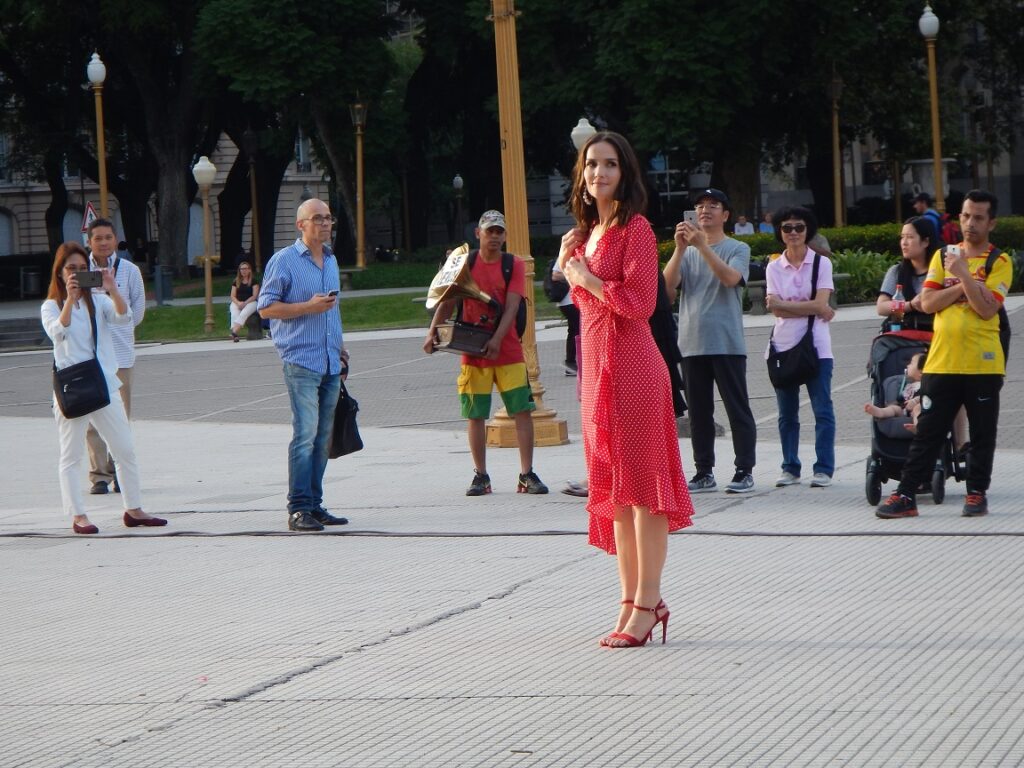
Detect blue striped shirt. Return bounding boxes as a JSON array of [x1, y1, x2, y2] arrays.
[[257, 238, 343, 375]]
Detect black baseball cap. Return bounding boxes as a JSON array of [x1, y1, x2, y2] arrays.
[[913, 192, 934, 204], [695, 188, 731, 211]]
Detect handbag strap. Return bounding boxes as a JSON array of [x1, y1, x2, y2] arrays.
[[769, 251, 822, 343]]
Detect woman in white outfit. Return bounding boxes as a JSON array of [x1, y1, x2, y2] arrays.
[[229, 261, 261, 341], [41, 242, 167, 534]]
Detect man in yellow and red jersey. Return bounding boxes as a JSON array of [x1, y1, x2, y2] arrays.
[[877, 189, 1012, 519]]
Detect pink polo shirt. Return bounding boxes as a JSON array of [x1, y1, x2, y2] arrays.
[[765, 249, 834, 359]]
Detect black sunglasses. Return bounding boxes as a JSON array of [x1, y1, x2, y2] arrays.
[[780, 223, 807, 234]]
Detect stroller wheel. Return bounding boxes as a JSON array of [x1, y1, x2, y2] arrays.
[[931, 468, 946, 504], [866, 472, 882, 506]]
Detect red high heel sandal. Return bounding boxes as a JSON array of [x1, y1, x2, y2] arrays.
[[606, 601, 670, 648], [598, 600, 634, 647]]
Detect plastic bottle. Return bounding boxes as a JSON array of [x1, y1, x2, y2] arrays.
[[890, 284, 905, 331]]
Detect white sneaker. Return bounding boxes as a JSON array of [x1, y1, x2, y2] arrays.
[[810, 473, 833, 488], [775, 472, 800, 487]]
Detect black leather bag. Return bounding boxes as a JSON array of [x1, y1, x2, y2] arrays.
[[52, 310, 110, 418], [328, 379, 363, 459], [766, 254, 821, 390]]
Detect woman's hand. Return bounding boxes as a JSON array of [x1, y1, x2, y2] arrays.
[[563, 254, 593, 289], [557, 227, 588, 270], [909, 294, 924, 312], [65, 272, 82, 303], [100, 268, 119, 295]]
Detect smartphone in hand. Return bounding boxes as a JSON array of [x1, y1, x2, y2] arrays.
[[327, 290, 339, 297], [683, 210, 698, 227], [75, 270, 103, 289]]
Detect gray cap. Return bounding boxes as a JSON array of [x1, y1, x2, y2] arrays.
[[478, 210, 506, 230]]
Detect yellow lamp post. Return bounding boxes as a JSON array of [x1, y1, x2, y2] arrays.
[[86, 53, 109, 219], [828, 71, 844, 227], [487, 0, 567, 447], [919, 3, 945, 213], [349, 100, 368, 269], [452, 173, 464, 240], [242, 128, 262, 273], [192, 156, 217, 334]]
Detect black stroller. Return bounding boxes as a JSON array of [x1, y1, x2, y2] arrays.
[[864, 331, 966, 505]]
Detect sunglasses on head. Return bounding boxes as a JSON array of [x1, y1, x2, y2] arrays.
[[780, 223, 807, 234]]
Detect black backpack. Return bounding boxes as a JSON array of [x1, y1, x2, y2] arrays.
[[457, 251, 528, 338], [543, 258, 570, 303]]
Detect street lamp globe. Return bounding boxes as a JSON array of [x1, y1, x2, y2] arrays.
[[452, 173, 464, 192], [918, 4, 939, 40], [192, 155, 216, 187], [86, 53, 106, 86], [570, 118, 597, 151]]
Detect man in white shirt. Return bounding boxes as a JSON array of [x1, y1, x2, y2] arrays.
[[733, 215, 755, 235], [86, 219, 146, 494]]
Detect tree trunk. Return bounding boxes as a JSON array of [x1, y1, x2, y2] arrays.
[[311, 104, 357, 265], [712, 142, 761, 226], [216, 155, 252, 270], [43, 150, 69, 254]]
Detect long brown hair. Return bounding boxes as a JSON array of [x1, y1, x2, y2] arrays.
[[47, 242, 95, 318], [568, 131, 647, 229], [234, 260, 254, 288]]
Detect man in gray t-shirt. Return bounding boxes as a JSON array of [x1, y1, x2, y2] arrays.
[[663, 188, 758, 495]]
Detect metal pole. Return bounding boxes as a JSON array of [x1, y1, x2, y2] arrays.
[[355, 125, 366, 269], [92, 84, 109, 218], [248, 157, 261, 273], [831, 93, 843, 227], [488, 0, 567, 447], [926, 39, 945, 213], [202, 185, 214, 333]]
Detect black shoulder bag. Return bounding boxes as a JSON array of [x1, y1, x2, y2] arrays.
[[328, 378, 363, 459], [766, 254, 821, 390], [52, 306, 111, 418]]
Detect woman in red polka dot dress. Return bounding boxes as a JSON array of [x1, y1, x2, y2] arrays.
[[558, 131, 693, 648]]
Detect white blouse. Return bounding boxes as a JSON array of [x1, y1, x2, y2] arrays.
[[41, 294, 133, 395]]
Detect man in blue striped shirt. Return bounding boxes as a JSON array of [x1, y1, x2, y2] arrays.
[[258, 198, 350, 532]]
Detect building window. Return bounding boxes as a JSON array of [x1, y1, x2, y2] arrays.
[[295, 131, 312, 173]]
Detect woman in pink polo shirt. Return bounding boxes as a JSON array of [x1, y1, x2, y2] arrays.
[[764, 206, 836, 489]]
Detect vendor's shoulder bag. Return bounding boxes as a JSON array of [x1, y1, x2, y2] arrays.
[[52, 307, 110, 418], [766, 253, 821, 390]]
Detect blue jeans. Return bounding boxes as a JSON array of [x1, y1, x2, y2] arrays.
[[282, 363, 341, 514], [775, 358, 835, 477]]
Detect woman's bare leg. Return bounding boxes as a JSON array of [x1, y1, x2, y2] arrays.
[[608, 507, 669, 646]]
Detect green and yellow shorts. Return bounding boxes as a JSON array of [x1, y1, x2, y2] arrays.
[[458, 362, 536, 419]]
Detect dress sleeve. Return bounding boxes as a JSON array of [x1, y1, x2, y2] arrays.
[[601, 216, 658, 321]]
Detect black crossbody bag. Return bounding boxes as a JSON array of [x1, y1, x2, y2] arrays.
[[766, 254, 821, 390], [52, 307, 110, 418]]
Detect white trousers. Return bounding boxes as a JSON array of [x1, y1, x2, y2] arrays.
[[54, 389, 143, 517], [229, 302, 258, 328]]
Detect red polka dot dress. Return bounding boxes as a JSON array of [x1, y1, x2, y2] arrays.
[[572, 214, 694, 554]]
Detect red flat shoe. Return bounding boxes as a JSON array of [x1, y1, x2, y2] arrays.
[[123, 512, 168, 528], [73, 522, 99, 535]]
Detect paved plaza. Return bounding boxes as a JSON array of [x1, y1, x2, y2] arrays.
[[2, 300, 1024, 767]]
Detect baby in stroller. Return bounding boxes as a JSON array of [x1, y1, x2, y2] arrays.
[[865, 351, 925, 432]]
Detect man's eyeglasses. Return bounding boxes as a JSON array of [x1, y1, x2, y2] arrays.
[[780, 223, 807, 234], [695, 203, 723, 212], [304, 215, 337, 226]]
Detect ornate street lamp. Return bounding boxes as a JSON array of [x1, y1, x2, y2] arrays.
[[828, 71, 844, 227], [192, 156, 218, 334], [349, 100, 368, 269], [242, 128, 262, 272], [570, 118, 597, 152], [86, 53, 109, 218], [452, 173, 464, 239], [919, 4, 945, 213], [484, 0, 568, 447]]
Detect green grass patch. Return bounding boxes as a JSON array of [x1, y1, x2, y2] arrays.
[[135, 291, 563, 343]]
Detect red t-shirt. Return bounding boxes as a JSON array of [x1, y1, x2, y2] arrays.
[[460, 253, 526, 367]]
